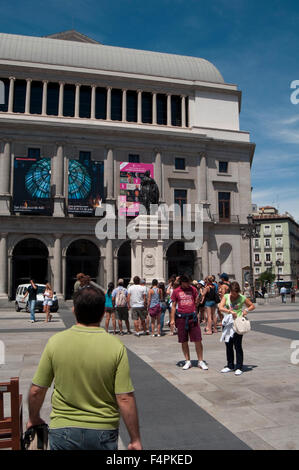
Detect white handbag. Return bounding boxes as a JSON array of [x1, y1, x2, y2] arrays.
[[234, 316, 251, 335]]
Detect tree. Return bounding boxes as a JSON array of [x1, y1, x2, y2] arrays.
[[258, 270, 275, 287]]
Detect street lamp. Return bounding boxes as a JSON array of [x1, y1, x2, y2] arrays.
[[240, 215, 261, 303], [276, 259, 281, 282]]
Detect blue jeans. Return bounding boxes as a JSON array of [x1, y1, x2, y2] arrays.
[[160, 304, 167, 332], [29, 300, 36, 321], [49, 427, 119, 450]]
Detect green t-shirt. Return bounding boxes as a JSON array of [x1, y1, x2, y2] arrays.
[[32, 325, 134, 430], [224, 293, 247, 317]]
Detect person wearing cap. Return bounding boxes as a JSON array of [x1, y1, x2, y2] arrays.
[[127, 276, 148, 337], [219, 273, 230, 298], [170, 275, 208, 371], [112, 279, 132, 336], [243, 281, 252, 300]]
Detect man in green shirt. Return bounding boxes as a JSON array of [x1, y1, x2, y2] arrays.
[[27, 286, 142, 450]]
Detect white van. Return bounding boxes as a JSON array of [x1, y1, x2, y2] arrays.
[[15, 284, 59, 313]]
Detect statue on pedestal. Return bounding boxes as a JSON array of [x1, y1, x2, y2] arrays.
[[139, 171, 159, 214]]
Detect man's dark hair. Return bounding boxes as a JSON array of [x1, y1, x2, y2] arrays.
[[179, 274, 190, 284], [133, 276, 140, 285], [73, 287, 105, 325]]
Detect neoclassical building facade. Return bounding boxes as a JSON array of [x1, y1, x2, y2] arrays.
[[0, 30, 255, 300]]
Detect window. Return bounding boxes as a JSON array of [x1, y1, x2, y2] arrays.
[[218, 192, 230, 220], [27, 148, 40, 159], [255, 267, 260, 275], [255, 254, 260, 262], [174, 189, 187, 209], [47, 82, 59, 116], [171, 95, 181, 126], [185, 97, 189, 127], [276, 253, 283, 261], [126, 90, 137, 122], [254, 238, 260, 248], [128, 154, 140, 163], [264, 225, 271, 235], [157, 94, 167, 125], [142, 92, 152, 124], [219, 161, 228, 173], [111, 89, 122, 121], [278, 267, 283, 274], [63, 84, 75, 117], [276, 238, 283, 247], [79, 86, 91, 118], [175, 158, 185, 170], [265, 253, 271, 262], [265, 238, 271, 248], [95, 87, 107, 119], [0, 78, 10, 112], [30, 81, 43, 115], [13, 79, 26, 113]]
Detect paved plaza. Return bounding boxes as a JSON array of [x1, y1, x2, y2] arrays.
[[0, 297, 298, 450]]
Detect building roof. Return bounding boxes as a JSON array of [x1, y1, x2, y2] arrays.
[[0, 32, 225, 83], [45, 30, 100, 44]]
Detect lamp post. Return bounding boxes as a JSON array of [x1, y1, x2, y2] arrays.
[[276, 259, 281, 283], [240, 215, 261, 303]]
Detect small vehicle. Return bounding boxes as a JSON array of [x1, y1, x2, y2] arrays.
[[15, 284, 59, 313]]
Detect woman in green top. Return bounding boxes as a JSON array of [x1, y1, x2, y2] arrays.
[[218, 281, 255, 376]]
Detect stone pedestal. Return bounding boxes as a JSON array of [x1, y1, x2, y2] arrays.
[[130, 215, 167, 284]]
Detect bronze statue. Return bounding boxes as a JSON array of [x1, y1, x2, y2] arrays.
[[139, 171, 159, 214]]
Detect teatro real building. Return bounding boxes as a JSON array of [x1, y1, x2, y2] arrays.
[[0, 30, 255, 301]]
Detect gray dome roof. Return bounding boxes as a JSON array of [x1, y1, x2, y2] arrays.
[[0, 33, 224, 84]]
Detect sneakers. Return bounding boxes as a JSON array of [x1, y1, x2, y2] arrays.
[[134, 332, 140, 337], [199, 360, 208, 370], [221, 367, 234, 373], [235, 369, 243, 376], [119, 331, 124, 336], [182, 360, 192, 370]]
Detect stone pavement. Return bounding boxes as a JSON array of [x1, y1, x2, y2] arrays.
[[0, 297, 298, 450]]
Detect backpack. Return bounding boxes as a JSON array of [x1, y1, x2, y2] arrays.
[[115, 287, 127, 307]]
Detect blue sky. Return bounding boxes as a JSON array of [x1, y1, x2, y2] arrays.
[[1, 0, 298, 220]]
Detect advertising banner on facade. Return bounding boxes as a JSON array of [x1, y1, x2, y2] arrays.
[[13, 157, 52, 214], [119, 162, 154, 216], [68, 159, 104, 215]]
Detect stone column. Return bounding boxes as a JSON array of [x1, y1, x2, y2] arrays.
[[154, 149, 162, 202], [75, 84, 80, 118], [25, 79, 32, 114], [53, 235, 63, 297], [181, 95, 186, 127], [106, 87, 111, 121], [0, 141, 12, 216], [137, 90, 142, 124], [58, 82, 64, 117], [0, 233, 8, 298], [91, 85, 96, 119], [199, 152, 207, 202], [52, 143, 65, 217], [202, 235, 209, 278], [106, 148, 114, 200], [167, 94, 172, 126], [8, 77, 15, 113], [152, 93, 157, 125], [106, 239, 114, 284], [122, 89, 127, 122], [42, 80, 48, 116]]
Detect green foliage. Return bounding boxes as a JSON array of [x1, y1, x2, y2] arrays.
[[258, 271, 275, 286]]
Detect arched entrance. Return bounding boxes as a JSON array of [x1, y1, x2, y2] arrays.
[[65, 239, 100, 299], [117, 241, 131, 287], [12, 238, 48, 299], [166, 242, 194, 279]]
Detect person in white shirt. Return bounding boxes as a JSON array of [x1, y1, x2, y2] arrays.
[[127, 276, 148, 337]]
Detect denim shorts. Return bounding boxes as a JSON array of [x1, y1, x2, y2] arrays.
[[49, 427, 119, 450], [205, 300, 216, 307]]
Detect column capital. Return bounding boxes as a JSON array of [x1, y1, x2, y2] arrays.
[[0, 233, 8, 239], [9, 76, 16, 81], [59, 81, 65, 86], [105, 146, 114, 152], [55, 141, 66, 148], [53, 233, 62, 240], [106, 86, 112, 91], [26, 78, 33, 83], [154, 147, 161, 154], [75, 83, 81, 88], [43, 80, 49, 84]]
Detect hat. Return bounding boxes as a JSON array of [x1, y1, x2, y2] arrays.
[[140, 279, 146, 284], [198, 280, 205, 286], [220, 273, 229, 281]]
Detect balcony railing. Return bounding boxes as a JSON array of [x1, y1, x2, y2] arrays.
[[264, 261, 273, 266], [212, 214, 240, 224]]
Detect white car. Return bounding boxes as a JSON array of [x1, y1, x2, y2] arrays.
[[15, 284, 59, 313]]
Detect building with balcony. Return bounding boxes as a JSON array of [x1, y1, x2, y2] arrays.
[[253, 206, 299, 286], [0, 30, 255, 300]]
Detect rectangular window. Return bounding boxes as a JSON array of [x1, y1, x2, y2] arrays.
[[79, 86, 91, 118], [47, 82, 59, 116], [171, 95, 182, 126], [128, 154, 140, 163], [175, 158, 186, 170], [266, 253, 271, 262], [126, 90, 137, 122], [219, 161, 228, 173], [185, 97, 189, 127], [95, 87, 107, 119], [218, 192, 230, 220], [264, 225, 271, 235], [30, 81, 43, 114], [63, 84, 75, 117], [255, 254, 260, 262], [111, 89, 122, 121], [0, 78, 10, 112], [13, 79, 26, 113], [254, 238, 260, 248], [265, 238, 271, 247], [255, 267, 260, 275], [174, 189, 187, 209], [278, 267, 283, 274], [27, 148, 40, 159], [142, 92, 152, 124], [157, 94, 167, 125]]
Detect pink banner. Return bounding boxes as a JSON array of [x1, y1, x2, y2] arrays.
[[119, 162, 154, 216]]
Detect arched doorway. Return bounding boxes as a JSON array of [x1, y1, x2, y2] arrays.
[[12, 238, 48, 299], [65, 239, 100, 299], [117, 241, 131, 287], [166, 242, 194, 279]]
